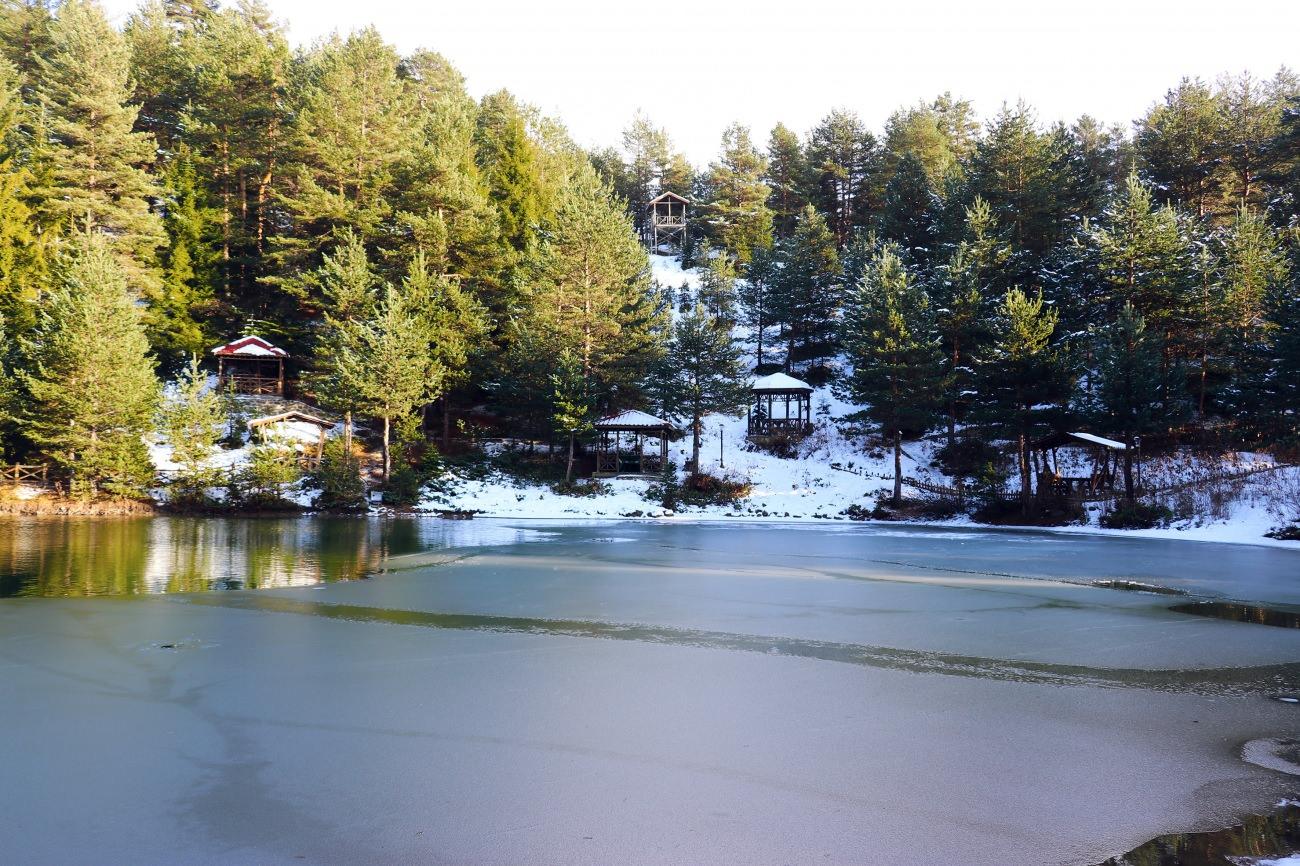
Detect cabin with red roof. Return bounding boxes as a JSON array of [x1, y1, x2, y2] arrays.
[[211, 335, 289, 396]]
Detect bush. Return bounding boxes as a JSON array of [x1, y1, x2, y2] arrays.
[[309, 439, 367, 511], [973, 496, 1086, 526], [1099, 500, 1173, 530], [648, 468, 751, 511], [550, 478, 609, 497], [935, 438, 1004, 480]]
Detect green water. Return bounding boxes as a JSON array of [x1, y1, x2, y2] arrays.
[[0, 516, 432, 598]]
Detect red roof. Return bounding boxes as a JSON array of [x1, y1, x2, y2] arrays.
[[211, 335, 289, 358]]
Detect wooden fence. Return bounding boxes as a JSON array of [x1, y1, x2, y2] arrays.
[[0, 464, 49, 486], [829, 460, 1296, 505]]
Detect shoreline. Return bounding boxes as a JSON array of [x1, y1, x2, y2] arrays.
[[1, 498, 1297, 551]]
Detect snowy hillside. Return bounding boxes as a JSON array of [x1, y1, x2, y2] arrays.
[[422, 252, 1300, 548]]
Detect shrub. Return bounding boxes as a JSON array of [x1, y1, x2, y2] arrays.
[[1099, 501, 1173, 530], [309, 439, 367, 511]]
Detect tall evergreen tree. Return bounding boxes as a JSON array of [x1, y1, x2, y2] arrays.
[[737, 244, 776, 370], [701, 123, 771, 264], [771, 204, 840, 375], [31, 0, 163, 291], [661, 303, 748, 475], [1092, 304, 1187, 501], [765, 122, 808, 239], [806, 109, 877, 247], [839, 245, 943, 506], [0, 56, 37, 330], [878, 152, 940, 263], [978, 288, 1070, 510], [19, 236, 159, 497], [1134, 79, 1224, 218]]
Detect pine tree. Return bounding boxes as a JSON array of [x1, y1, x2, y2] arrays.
[[0, 56, 37, 330], [695, 244, 738, 324], [149, 147, 220, 370], [765, 122, 808, 239], [1087, 172, 1194, 367], [1092, 304, 1187, 501], [1216, 206, 1290, 413], [185, 2, 291, 310], [978, 288, 1071, 511], [1134, 78, 1224, 218], [160, 354, 226, 498], [878, 152, 940, 264], [19, 235, 159, 498], [550, 348, 593, 483], [771, 205, 840, 375], [701, 123, 772, 265], [933, 197, 1010, 444], [521, 161, 666, 407], [271, 28, 416, 303], [737, 244, 776, 370], [31, 0, 163, 290], [806, 110, 878, 247], [475, 89, 546, 256], [662, 303, 748, 475], [618, 111, 673, 238], [838, 245, 943, 506]]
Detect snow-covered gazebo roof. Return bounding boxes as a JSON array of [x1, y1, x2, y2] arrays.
[[1034, 431, 1128, 451], [211, 335, 289, 358], [647, 191, 690, 206], [751, 372, 813, 394], [595, 410, 673, 431]]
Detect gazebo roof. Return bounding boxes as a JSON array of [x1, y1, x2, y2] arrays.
[[751, 372, 813, 394], [647, 191, 690, 207], [1034, 430, 1127, 451], [247, 410, 334, 430], [595, 410, 672, 431], [212, 335, 288, 358]]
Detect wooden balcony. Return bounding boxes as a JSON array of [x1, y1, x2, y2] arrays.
[[219, 374, 284, 396]]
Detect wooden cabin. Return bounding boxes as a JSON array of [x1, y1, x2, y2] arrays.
[[593, 411, 675, 477], [747, 373, 814, 440], [247, 410, 334, 464], [213, 336, 289, 396], [1031, 431, 1129, 497], [646, 191, 689, 248]]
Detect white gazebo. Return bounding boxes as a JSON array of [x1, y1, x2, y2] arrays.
[[748, 373, 814, 438]]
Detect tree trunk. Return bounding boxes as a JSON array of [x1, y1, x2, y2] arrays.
[[382, 414, 391, 482], [565, 431, 575, 482], [690, 414, 702, 477], [1122, 438, 1136, 503], [442, 395, 451, 451], [343, 410, 352, 459], [1018, 431, 1031, 513], [892, 429, 903, 508]]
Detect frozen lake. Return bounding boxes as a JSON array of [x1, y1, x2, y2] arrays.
[[1, 518, 1299, 864]]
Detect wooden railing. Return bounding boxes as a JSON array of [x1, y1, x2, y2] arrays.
[[219, 374, 283, 395], [0, 464, 50, 486], [652, 214, 685, 226], [748, 418, 814, 437]]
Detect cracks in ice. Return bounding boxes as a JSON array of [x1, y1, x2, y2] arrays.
[[184, 594, 1300, 697]]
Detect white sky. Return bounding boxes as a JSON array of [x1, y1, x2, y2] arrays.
[[102, 0, 1300, 164]]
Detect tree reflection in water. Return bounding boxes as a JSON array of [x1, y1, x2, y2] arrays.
[[0, 517, 427, 597]]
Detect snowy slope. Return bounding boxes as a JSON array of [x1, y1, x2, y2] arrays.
[[422, 252, 1300, 549]]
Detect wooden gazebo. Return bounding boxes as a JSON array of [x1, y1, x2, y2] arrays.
[[646, 191, 688, 248], [748, 373, 814, 439], [1031, 431, 1129, 497], [247, 410, 334, 467], [212, 336, 289, 395], [593, 410, 675, 478]]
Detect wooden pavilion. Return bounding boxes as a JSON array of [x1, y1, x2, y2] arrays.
[[646, 191, 688, 248], [248, 410, 335, 465], [747, 373, 814, 439], [1031, 431, 1129, 497], [213, 336, 289, 395], [593, 410, 675, 477]]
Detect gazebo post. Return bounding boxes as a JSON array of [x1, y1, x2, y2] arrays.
[[277, 357, 284, 395]]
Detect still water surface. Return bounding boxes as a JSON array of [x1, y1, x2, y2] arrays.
[[0, 517, 547, 597]]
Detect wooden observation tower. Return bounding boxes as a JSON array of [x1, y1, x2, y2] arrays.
[[646, 191, 688, 249]]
